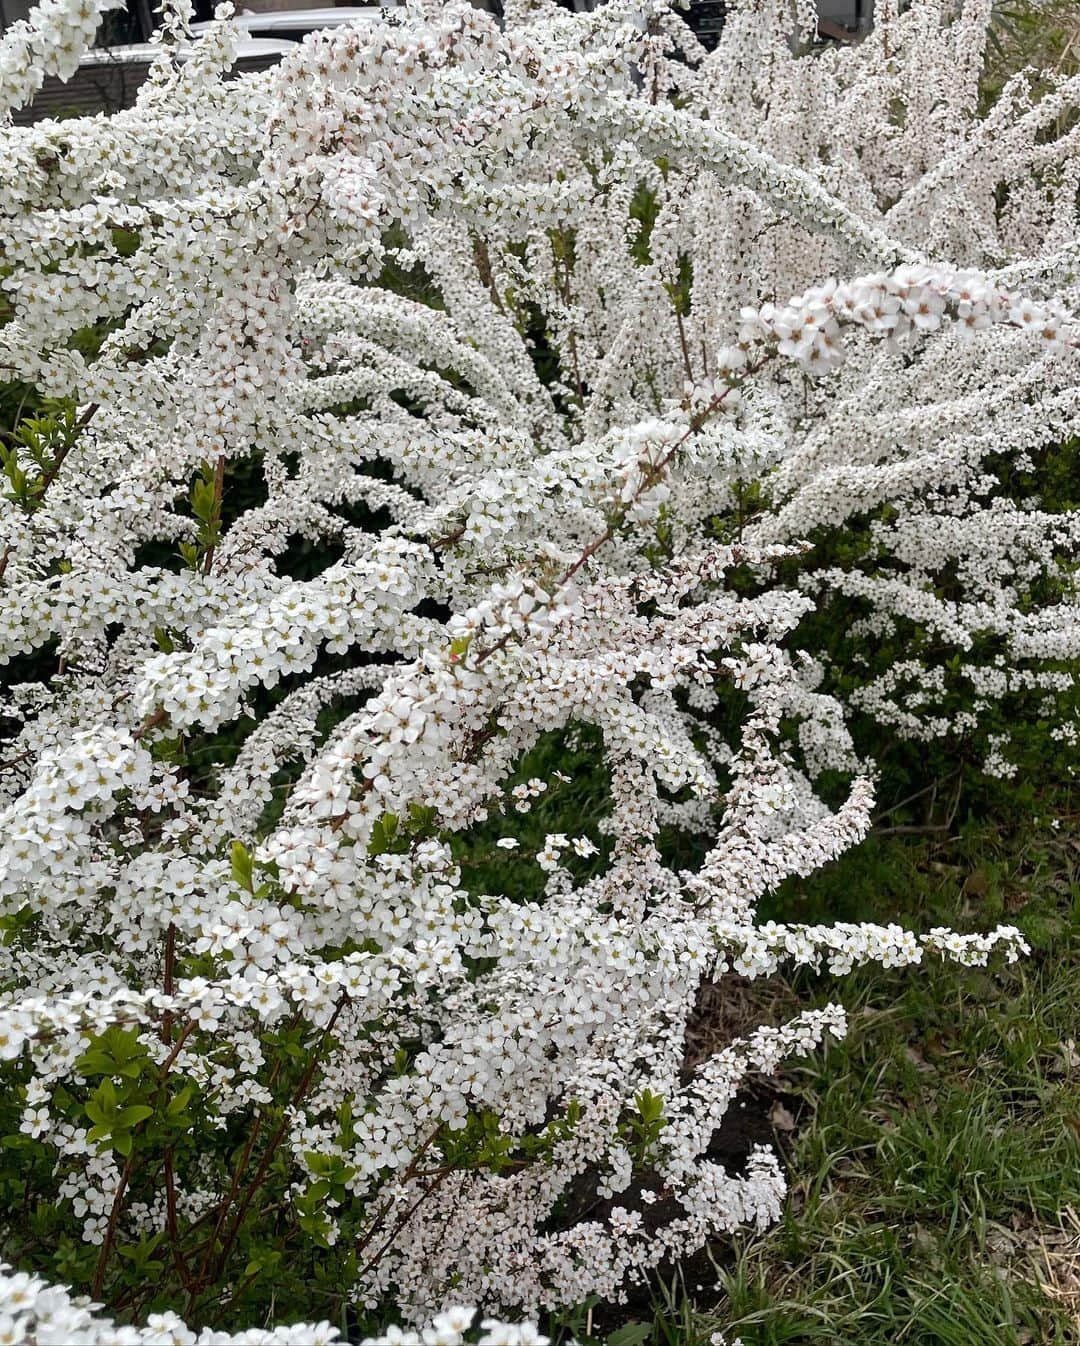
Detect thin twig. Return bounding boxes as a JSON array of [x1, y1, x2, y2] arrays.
[[91, 1151, 137, 1298], [352, 1124, 442, 1261], [0, 748, 32, 774], [870, 769, 961, 827], [673, 303, 694, 384], [133, 708, 168, 741], [356, 1165, 455, 1281], [206, 996, 349, 1296], [34, 402, 98, 499]]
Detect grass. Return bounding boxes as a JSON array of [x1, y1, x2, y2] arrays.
[[582, 778, 1080, 1345]]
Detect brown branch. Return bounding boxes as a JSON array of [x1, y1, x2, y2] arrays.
[[473, 237, 507, 317], [0, 748, 32, 774], [159, 924, 194, 1288], [34, 402, 98, 499], [187, 1010, 303, 1289], [157, 1018, 198, 1083], [472, 364, 764, 672], [431, 523, 466, 551], [352, 1124, 442, 1262], [356, 1165, 455, 1281], [133, 709, 167, 741], [91, 1151, 137, 1299], [0, 402, 98, 583], [97, 1001, 200, 1310], [673, 303, 694, 385], [163, 1151, 194, 1289], [200, 996, 349, 1300]]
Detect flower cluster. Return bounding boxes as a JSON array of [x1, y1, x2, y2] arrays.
[[0, 0, 1075, 1337], [0, 0, 123, 116], [0, 1268, 547, 1345]]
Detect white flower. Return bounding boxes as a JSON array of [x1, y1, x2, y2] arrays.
[[430, 1306, 476, 1336], [0, 1, 1063, 1337]]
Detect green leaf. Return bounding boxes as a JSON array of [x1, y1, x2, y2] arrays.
[[79, 1051, 113, 1080], [116, 1105, 153, 1128], [635, 1089, 664, 1122], [167, 1086, 193, 1117], [231, 839, 254, 891], [84, 1100, 108, 1127], [607, 1324, 651, 1346], [407, 801, 438, 830]]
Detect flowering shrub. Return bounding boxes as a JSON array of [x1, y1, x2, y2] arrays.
[[0, 0, 1076, 1335], [0, 1270, 549, 1344]]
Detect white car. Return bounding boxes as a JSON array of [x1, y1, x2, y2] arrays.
[[189, 5, 392, 42], [75, 36, 297, 64], [10, 36, 297, 123]]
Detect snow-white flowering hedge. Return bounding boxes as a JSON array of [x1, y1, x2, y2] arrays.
[[0, 1270, 554, 1344], [0, 0, 1075, 1335]]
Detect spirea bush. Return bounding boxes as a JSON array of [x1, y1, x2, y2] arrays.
[[0, 0, 1076, 1337]]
